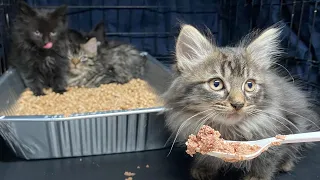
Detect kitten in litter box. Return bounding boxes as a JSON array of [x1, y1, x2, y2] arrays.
[[162, 24, 320, 180], [66, 23, 147, 87], [9, 1, 69, 96], [66, 36, 105, 87]]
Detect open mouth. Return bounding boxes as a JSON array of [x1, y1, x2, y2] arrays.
[[43, 42, 53, 49]]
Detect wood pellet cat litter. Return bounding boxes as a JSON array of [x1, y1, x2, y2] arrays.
[[14, 79, 162, 116]]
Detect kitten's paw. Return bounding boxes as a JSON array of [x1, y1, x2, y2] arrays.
[[280, 160, 295, 172], [243, 174, 271, 180], [191, 167, 215, 180], [33, 91, 46, 96], [53, 89, 67, 94]]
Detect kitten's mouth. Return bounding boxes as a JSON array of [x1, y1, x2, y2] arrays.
[[43, 42, 53, 49], [226, 112, 244, 120], [70, 69, 81, 75]]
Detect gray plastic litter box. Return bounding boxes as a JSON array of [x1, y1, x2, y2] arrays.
[[0, 53, 172, 160]]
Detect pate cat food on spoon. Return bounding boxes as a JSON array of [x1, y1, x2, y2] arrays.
[[185, 125, 261, 162], [187, 125, 320, 162]]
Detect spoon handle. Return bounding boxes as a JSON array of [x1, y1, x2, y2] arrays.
[[281, 131, 320, 144]]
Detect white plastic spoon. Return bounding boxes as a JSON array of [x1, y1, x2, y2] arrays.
[[207, 131, 320, 161]]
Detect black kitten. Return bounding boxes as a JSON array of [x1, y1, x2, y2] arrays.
[[9, 1, 69, 96]]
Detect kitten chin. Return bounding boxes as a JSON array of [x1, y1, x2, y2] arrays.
[[163, 24, 320, 180]]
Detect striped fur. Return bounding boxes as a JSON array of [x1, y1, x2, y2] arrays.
[[66, 24, 147, 88], [162, 24, 319, 180]]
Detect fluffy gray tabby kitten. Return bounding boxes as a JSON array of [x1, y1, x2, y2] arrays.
[[67, 23, 147, 87], [67, 37, 105, 87], [162, 24, 319, 180], [98, 41, 147, 84]]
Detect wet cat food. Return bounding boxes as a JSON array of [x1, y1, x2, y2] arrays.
[[186, 125, 261, 159], [275, 134, 286, 140], [124, 171, 135, 180], [14, 79, 162, 116], [124, 171, 136, 176]]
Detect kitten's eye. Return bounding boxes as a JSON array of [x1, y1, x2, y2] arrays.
[[208, 78, 224, 91], [34, 30, 41, 36], [80, 57, 87, 62], [244, 80, 256, 92], [50, 32, 57, 36]]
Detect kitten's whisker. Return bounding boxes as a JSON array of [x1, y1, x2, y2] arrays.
[[198, 113, 222, 136], [212, 109, 229, 113], [167, 120, 190, 156], [167, 109, 212, 157], [251, 111, 283, 134], [196, 112, 219, 133], [206, 113, 220, 125], [256, 109, 297, 133], [194, 112, 215, 132], [272, 106, 319, 130], [259, 105, 320, 130], [170, 100, 213, 111], [244, 112, 278, 136], [180, 104, 191, 111], [233, 125, 246, 139], [213, 105, 228, 109], [253, 110, 292, 134], [272, 62, 295, 83], [212, 108, 230, 112]]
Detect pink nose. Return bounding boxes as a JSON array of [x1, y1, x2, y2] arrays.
[[43, 42, 53, 49]]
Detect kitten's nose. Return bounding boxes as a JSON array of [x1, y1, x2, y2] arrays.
[[72, 58, 80, 65], [231, 103, 244, 110], [44, 37, 50, 44]]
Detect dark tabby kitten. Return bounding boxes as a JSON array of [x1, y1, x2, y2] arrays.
[[67, 36, 105, 87], [163, 24, 319, 180], [9, 1, 69, 96], [66, 23, 147, 87]]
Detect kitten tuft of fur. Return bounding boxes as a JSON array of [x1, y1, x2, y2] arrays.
[[66, 23, 147, 87], [163, 24, 319, 180], [9, 1, 69, 96]]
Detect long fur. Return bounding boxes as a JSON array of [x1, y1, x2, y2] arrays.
[[66, 22, 147, 87], [66, 36, 105, 87], [9, 1, 69, 96], [162, 24, 320, 180]]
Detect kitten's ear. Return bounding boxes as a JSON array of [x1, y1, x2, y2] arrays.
[[175, 24, 214, 72], [18, 1, 36, 17], [68, 29, 86, 43], [51, 5, 68, 19], [246, 26, 282, 69], [89, 21, 105, 44], [81, 37, 98, 55]]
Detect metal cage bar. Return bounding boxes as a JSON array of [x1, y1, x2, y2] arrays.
[[0, 0, 16, 75], [0, 0, 319, 88]]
